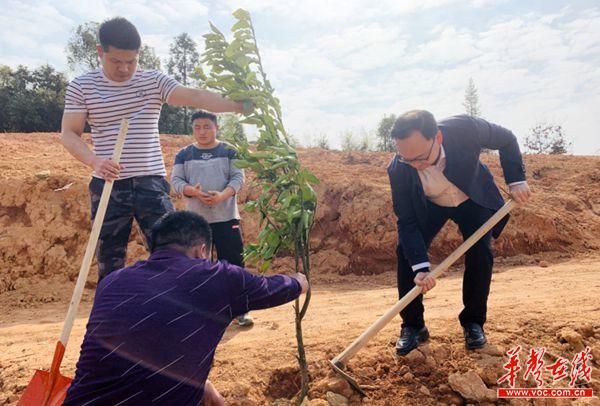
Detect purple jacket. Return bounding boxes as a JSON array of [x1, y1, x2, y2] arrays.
[[64, 250, 301, 405]]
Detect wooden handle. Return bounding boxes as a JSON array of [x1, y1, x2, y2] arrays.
[[59, 119, 129, 346], [333, 199, 516, 365]]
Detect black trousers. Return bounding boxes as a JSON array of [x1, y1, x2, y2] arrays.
[[90, 176, 174, 282], [397, 199, 494, 329], [210, 219, 244, 267]]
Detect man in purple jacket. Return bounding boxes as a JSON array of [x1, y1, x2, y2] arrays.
[[64, 211, 308, 405]]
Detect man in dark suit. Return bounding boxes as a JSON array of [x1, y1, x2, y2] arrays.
[[387, 110, 531, 355]]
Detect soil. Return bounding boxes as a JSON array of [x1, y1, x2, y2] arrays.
[[0, 133, 599, 404]]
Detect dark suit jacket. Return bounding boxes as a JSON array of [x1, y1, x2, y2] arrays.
[[387, 115, 526, 268]]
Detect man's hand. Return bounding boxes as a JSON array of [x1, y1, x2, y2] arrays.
[[200, 191, 228, 205], [195, 192, 214, 205], [184, 184, 203, 198], [201, 188, 237, 205], [293, 273, 309, 294], [201, 380, 225, 406], [509, 182, 532, 204], [92, 156, 123, 181], [414, 271, 436, 293]]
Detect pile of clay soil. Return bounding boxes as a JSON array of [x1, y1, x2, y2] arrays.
[[1, 133, 600, 296]]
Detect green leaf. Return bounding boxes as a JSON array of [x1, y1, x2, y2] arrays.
[[303, 171, 320, 185], [260, 259, 271, 272], [233, 8, 251, 21], [234, 160, 251, 168], [225, 43, 238, 59], [235, 55, 252, 68], [209, 22, 225, 37], [240, 117, 263, 126], [301, 211, 310, 230], [232, 19, 251, 31]]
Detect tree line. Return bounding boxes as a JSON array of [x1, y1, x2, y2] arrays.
[[0, 22, 568, 154], [0, 21, 244, 140], [325, 77, 570, 155]]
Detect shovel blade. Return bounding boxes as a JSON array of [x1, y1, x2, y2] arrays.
[[329, 360, 366, 397], [18, 369, 72, 406]]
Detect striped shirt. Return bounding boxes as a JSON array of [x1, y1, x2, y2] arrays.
[[64, 69, 181, 179]]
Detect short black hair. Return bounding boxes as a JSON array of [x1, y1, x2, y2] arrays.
[[150, 211, 212, 253], [98, 17, 141, 51], [191, 110, 217, 125], [391, 110, 438, 140]]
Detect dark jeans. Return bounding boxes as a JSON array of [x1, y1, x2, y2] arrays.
[[89, 176, 174, 281], [397, 199, 494, 329], [209, 219, 244, 267]]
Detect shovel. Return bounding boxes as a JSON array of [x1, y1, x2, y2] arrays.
[[18, 119, 129, 406], [330, 199, 517, 395]]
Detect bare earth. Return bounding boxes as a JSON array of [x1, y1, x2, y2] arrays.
[[0, 133, 599, 404]]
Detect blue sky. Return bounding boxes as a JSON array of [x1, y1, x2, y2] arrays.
[[1, 0, 599, 154]]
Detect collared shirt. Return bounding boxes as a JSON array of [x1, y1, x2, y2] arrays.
[[417, 145, 469, 208], [411, 145, 527, 273], [64, 250, 301, 406]]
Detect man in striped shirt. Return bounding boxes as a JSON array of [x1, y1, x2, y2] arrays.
[[61, 17, 247, 281]]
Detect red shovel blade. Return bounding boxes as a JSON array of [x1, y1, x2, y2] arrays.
[[17, 342, 72, 406]]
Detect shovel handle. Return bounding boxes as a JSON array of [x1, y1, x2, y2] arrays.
[[59, 119, 129, 346], [333, 199, 516, 366]]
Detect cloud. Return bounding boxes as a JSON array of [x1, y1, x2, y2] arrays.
[[410, 26, 479, 66], [222, 0, 465, 26], [57, 0, 111, 20], [108, 0, 209, 26], [253, 5, 600, 154], [1, 1, 598, 154], [0, 1, 74, 69]]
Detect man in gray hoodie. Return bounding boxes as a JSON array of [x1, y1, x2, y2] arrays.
[[171, 111, 253, 326]]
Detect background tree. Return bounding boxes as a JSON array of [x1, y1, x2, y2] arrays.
[[463, 77, 492, 153], [463, 77, 481, 117], [375, 113, 397, 152], [218, 113, 247, 144], [138, 44, 161, 70], [341, 131, 357, 151], [66, 22, 100, 73], [524, 122, 571, 154], [0, 64, 67, 132], [357, 129, 373, 151], [158, 105, 187, 134], [167, 33, 201, 134], [66, 21, 161, 72], [314, 134, 329, 150]]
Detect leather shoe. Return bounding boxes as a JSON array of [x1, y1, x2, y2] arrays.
[[396, 326, 429, 355], [463, 322, 487, 350]]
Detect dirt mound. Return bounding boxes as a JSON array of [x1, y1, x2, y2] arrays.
[[1, 133, 600, 296]]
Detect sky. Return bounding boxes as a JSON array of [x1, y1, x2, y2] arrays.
[[1, 0, 599, 154]]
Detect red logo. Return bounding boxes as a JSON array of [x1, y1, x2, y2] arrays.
[[497, 345, 594, 399]]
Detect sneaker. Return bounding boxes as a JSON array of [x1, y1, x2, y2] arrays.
[[236, 313, 254, 326]]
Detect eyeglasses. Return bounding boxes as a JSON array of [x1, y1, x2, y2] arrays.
[[397, 139, 437, 164]]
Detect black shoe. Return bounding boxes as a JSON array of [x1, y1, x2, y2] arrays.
[[396, 326, 429, 355], [463, 322, 487, 350]]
